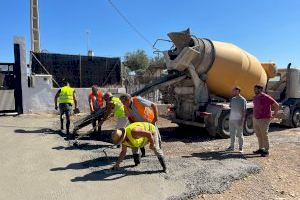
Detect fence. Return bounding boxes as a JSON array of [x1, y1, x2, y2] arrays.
[[31, 52, 121, 88]]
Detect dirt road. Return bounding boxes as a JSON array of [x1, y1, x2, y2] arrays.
[[0, 114, 299, 200]]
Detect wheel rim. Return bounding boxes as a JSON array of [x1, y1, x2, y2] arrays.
[[245, 113, 254, 134], [293, 110, 300, 127]]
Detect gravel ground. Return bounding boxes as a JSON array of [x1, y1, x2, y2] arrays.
[[0, 113, 299, 200]]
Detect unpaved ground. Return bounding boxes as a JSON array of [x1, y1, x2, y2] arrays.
[[0, 113, 299, 200]]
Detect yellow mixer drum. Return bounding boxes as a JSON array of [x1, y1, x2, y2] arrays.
[[207, 41, 268, 100]]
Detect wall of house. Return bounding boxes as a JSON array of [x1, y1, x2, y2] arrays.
[[22, 75, 125, 113]]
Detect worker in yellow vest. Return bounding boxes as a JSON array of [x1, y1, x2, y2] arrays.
[[101, 92, 128, 129], [102, 92, 148, 166], [111, 122, 167, 173], [54, 79, 78, 135], [119, 93, 161, 158]]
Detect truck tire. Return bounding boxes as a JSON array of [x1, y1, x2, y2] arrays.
[[292, 108, 300, 127], [244, 110, 254, 136], [217, 110, 230, 139]]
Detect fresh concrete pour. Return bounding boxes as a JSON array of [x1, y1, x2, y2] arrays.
[[0, 115, 260, 200], [67, 142, 260, 200]]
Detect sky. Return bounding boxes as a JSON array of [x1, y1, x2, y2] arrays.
[[0, 0, 299, 68]]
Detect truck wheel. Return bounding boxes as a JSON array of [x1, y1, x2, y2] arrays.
[[292, 108, 300, 127], [244, 110, 254, 136], [218, 110, 230, 138]]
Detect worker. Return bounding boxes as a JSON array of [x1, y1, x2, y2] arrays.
[[252, 85, 279, 157], [101, 92, 128, 129], [89, 85, 104, 133], [54, 79, 78, 136], [119, 93, 161, 158], [226, 86, 246, 153], [111, 122, 167, 173]]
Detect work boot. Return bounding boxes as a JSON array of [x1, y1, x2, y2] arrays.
[[140, 147, 146, 157], [133, 154, 141, 166], [261, 149, 269, 157], [158, 156, 168, 173], [253, 149, 264, 154]]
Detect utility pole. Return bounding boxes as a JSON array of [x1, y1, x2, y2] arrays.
[[79, 54, 82, 87], [86, 30, 94, 57], [30, 0, 40, 53]]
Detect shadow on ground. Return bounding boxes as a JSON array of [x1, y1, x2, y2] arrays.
[[50, 155, 162, 181], [182, 151, 246, 160], [269, 123, 290, 132], [14, 128, 66, 138], [50, 155, 122, 171], [159, 126, 215, 143], [52, 143, 111, 151], [13, 127, 114, 142], [70, 166, 162, 182], [183, 150, 266, 161]]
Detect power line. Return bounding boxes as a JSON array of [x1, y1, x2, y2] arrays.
[[107, 0, 154, 49]]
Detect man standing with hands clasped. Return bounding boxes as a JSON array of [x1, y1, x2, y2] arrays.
[[226, 86, 247, 153]]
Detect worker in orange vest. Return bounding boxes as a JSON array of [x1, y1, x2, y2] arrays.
[[119, 93, 161, 159], [89, 85, 104, 133]]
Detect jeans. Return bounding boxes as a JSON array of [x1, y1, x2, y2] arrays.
[[229, 120, 244, 149]]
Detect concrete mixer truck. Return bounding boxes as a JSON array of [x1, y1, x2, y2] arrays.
[[134, 28, 300, 138]]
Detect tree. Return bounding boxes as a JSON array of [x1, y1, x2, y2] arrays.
[[123, 49, 149, 71], [149, 55, 165, 68]]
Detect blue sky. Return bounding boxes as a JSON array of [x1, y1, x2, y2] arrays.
[[0, 0, 299, 68]]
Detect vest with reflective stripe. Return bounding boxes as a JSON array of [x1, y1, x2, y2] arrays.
[[59, 86, 74, 104], [123, 122, 156, 148], [89, 92, 104, 109], [111, 96, 125, 118], [125, 96, 155, 123]]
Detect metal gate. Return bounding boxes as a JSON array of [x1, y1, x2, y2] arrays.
[[0, 43, 23, 113], [0, 63, 15, 112]]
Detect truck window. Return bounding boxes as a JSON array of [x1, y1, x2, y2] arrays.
[[268, 76, 281, 82]]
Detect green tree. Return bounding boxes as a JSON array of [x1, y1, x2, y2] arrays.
[[124, 49, 149, 71], [149, 56, 165, 68]]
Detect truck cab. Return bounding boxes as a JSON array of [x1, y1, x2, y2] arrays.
[[267, 66, 300, 127]]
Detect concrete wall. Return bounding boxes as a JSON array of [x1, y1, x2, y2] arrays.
[[14, 37, 126, 114], [22, 75, 126, 113]]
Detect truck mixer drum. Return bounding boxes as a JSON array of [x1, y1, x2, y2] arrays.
[[164, 29, 270, 100]]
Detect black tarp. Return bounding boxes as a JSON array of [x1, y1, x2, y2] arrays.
[[31, 52, 121, 88]]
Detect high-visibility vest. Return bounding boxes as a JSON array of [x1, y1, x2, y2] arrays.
[[89, 92, 104, 109], [123, 122, 156, 148], [125, 96, 155, 123], [58, 86, 74, 104], [111, 96, 125, 118]]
